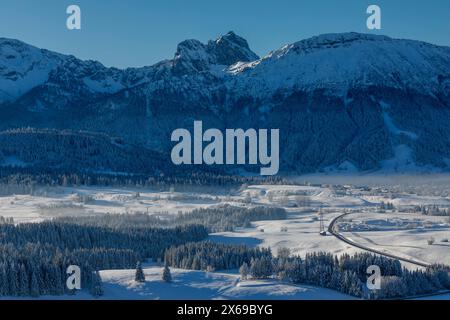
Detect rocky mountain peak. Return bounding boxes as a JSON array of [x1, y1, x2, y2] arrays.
[[172, 32, 259, 75], [208, 31, 259, 66]]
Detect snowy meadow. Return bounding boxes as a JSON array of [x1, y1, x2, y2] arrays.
[[0, 173, 449, 300]]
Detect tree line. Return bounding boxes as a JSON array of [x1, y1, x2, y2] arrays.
[[164, 241, 272, 271], [0, 167, 290, 197], [57, 205, 287, 233], [164, 242, 450, 299]]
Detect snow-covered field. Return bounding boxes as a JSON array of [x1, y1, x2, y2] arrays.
[[209, 212, 365, 258], [337, 211, 450, 266], [1, 180, 449, 267], [0, 265, 354, 300], [1, 174, 449, 299], [96, 266, 354, 300], [0, 186, 226, 223]]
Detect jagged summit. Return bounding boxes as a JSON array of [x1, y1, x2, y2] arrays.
[[172, 31, 259, 74], [209, 31, 259, 65]]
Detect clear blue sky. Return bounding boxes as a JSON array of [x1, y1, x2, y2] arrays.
[[1, 0, 449, 68]]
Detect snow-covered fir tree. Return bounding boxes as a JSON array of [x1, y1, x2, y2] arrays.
[[162, 264, 172, 283], [135, 261, 146, 283], [90, 271, 104, 298], [250, 256, 273, 279], [239, 262, 249, 280]]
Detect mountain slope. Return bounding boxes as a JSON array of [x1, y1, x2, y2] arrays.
[[0, 128, 167, 174], [1, 32, 449, 174], [229, 33, 450, 98]]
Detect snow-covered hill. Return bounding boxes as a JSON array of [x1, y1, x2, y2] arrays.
[[0, 38, 149, 103], [1, 32, 449, 173], [229, 33, 450, 97]]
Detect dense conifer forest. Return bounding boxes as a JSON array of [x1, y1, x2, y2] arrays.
[[0, 221, 207, 297]]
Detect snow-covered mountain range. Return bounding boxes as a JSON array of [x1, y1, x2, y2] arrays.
[[1, 32, 449, 174]]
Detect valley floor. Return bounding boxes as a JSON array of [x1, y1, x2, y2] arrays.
[[1, 174, 449, 299]]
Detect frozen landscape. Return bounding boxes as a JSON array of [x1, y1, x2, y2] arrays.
[[0, 29, 449, 300], [2, 265, 354, 300], [97, 266, 354, 300], [0, 174, 449, 299]]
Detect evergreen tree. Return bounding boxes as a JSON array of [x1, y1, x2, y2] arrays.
[[162, 264, 172, 283], [90, 271, 103, 298], [250, 256, 273, 279], [18, 263, 29, 296], [239, 262, 249, 280], [135, 261, 146, 283], [30, 269, 40, 298]]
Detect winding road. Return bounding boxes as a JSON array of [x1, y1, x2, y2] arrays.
[[327, 212, 430, 268], [328, 212, 450, 299]]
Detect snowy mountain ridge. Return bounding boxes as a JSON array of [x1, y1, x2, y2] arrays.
[[2, 32, 449, 104], [1, 32, 449, 173], [228, 32, 450, 99]]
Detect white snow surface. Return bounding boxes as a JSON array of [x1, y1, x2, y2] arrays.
[[0, 266, 354, 300], [95, 266, 353, 300], [1, 175, 450, 299], [227, 33, 450, 99], [0, 39, 62, 101]]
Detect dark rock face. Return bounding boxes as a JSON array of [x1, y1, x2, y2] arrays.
[[208, 31, 259, 66], [172, 31, 259, 75], [1, 32, 450, 174]]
